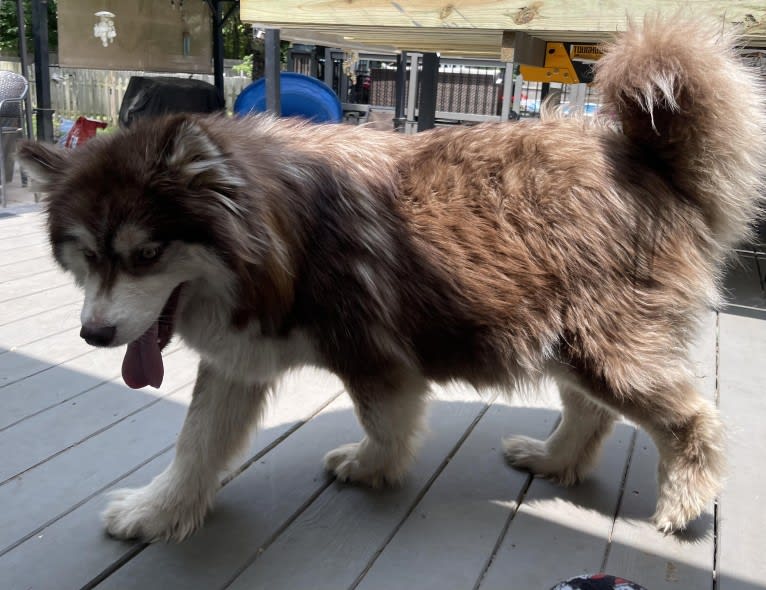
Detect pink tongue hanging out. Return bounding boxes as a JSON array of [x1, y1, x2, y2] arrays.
[[122, 321, 164, 389]]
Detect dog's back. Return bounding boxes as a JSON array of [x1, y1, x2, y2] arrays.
[[389, 18, 765, 387]]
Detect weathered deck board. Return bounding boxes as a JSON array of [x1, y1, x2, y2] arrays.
[[0, 344, 180, 431], [95, 391, 353, 590], [0, 277, 70, 309], [354, 402, 557, 590], [603, 312, 717, 589], [0, 268, 69, 300], [0, 255, 56, 283], [0, 232, 48, 251], [0, 283, 80, 326], [0, 225, 47, 242], [0, 224, 46, 238], [225, 388, 487, 590], [1, 370, 345, 590], [0, 328, 114, 387], [0, 445, 174, 590], [723, 253, 766, 316], [0, 242, 52, 265], [0, 347, 199, 483], [0, 302, 80, 349], [0, 212, 46, 232], [0, 385, 193, 554], [479, 424, 635, 589], [717, 311, 766, 590], [0, 229, 46, 243], [0, 270, 72, 304]]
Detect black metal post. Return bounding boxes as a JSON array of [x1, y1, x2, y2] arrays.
[[211, 0, 225, 101], [16, 0, 34, 142], [264, 28, 281, 115], [16, 0, 33, 187], [540, 82, 550, 101], [417, 52, 439, 132], [310, 48, 318, 78], [31, 0, 53, 142], [393, 52, 407, 132]]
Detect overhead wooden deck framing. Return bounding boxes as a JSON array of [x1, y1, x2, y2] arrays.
[[241, 1, 766, 58], [0, 202, 765, 588]]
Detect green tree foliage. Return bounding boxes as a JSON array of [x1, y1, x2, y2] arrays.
[[231, 40, 289, 79], [222, 4, 289, 80], [0, 0, 58, 55], [222, 9, 251, 60]]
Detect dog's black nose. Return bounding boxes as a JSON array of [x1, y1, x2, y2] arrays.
[[80, 324, 116, 347]]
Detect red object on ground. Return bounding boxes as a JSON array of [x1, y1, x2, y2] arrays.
[[64, 116, 107, 148]]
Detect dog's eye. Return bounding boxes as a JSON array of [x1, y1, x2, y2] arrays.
[[139, 246, 160, 261], [82, 248, 96, 260], [133, 245, 166, 266]]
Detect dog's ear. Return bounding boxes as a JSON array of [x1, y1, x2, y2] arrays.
[[162, 118, 256, 255], [17, 140, 69, 190], [162, 118, 261, 255], [164, 119, 245, 196], [163, 118, 294, 332]]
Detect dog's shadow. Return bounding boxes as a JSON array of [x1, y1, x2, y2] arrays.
[[104, 401, 713, 584]]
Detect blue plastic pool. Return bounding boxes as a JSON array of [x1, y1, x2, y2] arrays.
[[233, 72, 343, 123]]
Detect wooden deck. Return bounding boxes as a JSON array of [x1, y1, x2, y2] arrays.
[[0, 207, 764, 590]]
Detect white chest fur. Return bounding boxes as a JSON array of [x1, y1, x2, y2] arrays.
[[176, 289, 317, 384]]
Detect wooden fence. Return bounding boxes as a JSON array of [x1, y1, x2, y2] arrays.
[[48, 69, 251, 124]]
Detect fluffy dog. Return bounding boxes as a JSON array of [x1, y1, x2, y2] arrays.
[[19, 18, 765, 542]]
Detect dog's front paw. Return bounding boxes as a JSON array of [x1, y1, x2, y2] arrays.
[[102, 484, 210, 543], [323, 441, 405, 488], [503, 435, 582, 487]]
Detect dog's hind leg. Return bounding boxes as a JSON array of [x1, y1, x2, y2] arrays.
[[620, 378, 723, 533], [504, 382, 617, 486], [324, 371, 428, 487], [555, 354, 722, 533], [102, 360, 268, 542]]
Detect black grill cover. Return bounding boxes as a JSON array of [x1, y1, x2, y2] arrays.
[[118, 76, 225, 128]]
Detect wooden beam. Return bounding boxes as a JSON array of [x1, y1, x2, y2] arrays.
[[242, 1, 766, 51], [242, 0, 763, 32], [511, 31, 546, 67], [500, 31, 515, 63], [261, 25, 622, 59]]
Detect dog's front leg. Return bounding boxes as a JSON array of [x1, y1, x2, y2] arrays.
[[102, 360, 268, 542], [324, 371, 428, 487]]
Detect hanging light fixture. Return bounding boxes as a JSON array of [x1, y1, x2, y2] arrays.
[[93, 11, 117, 47]]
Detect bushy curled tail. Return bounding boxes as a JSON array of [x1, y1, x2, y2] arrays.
[[594, 16, 766, 249]]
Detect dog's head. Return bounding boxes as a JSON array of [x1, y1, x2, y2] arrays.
[[18, 115, 289, 388]]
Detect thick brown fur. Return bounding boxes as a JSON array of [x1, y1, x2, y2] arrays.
[[17, 18, 766, 540]]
